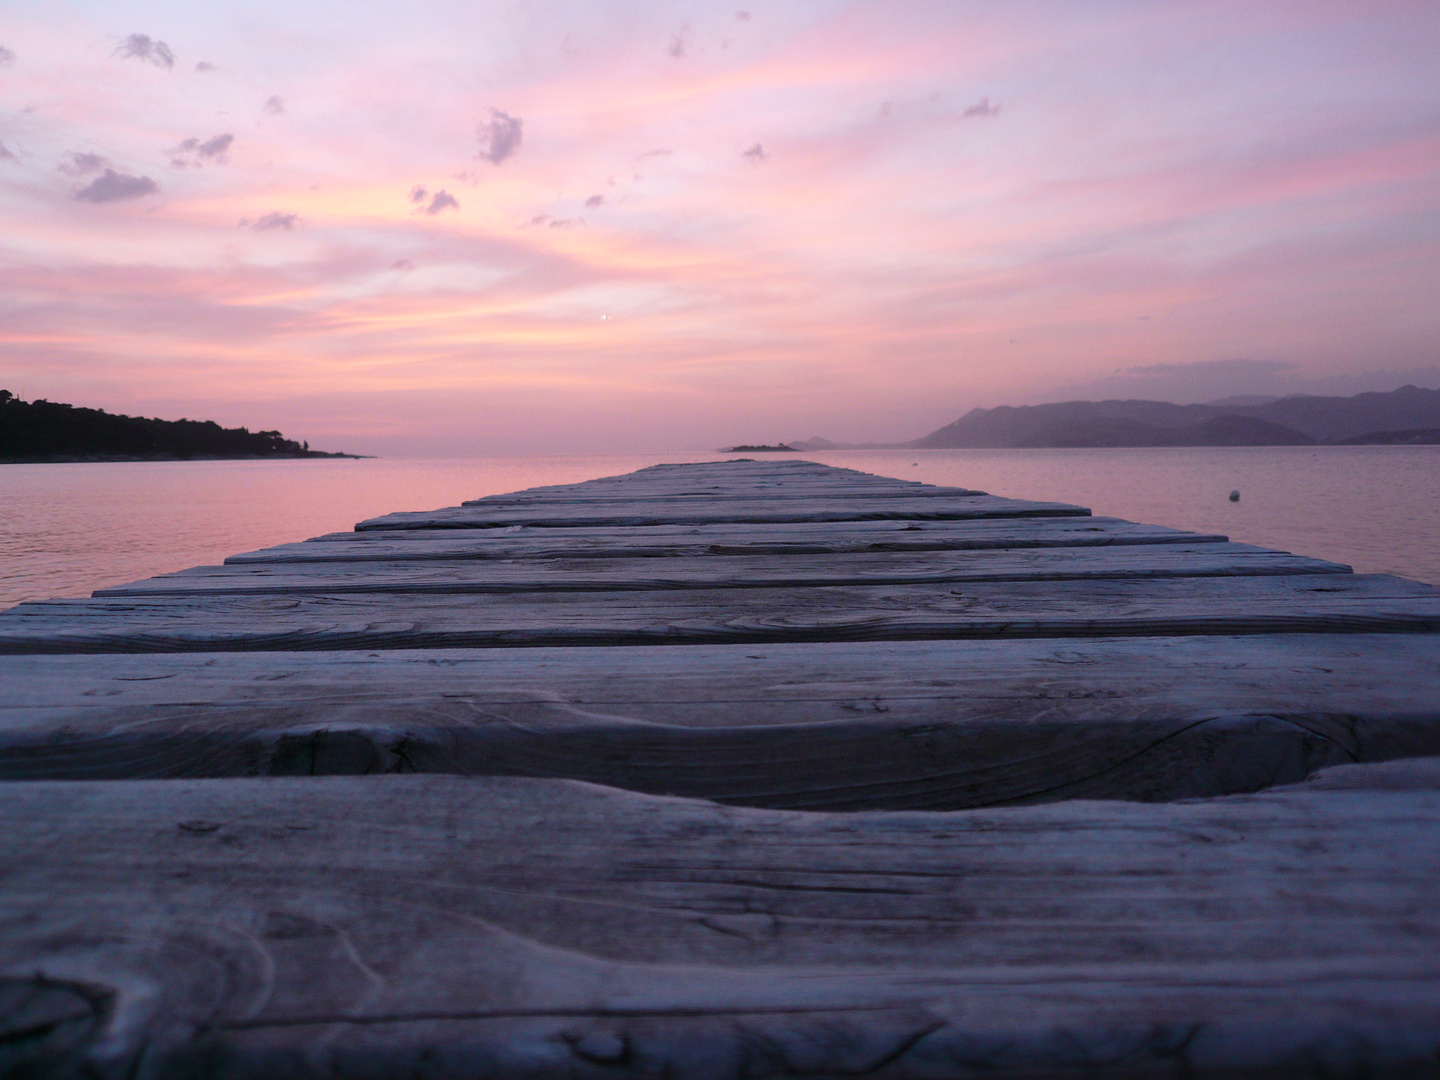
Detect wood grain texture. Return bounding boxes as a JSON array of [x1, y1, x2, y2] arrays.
[[6, 634, 1433, 723], [230, 517, 1227, 564], [2, 636, 1438, 803], [3, 761, 1440, 1078], [355, 493, 1090, 531], [465, 460, 954, 500], [3, 573, 1436, 654], [7, 460, 1440, 1077], [99, 544, 1350, 597], [462, 481, 989, 504]]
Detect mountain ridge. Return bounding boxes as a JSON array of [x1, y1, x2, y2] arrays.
[[802, 384, 1440, 450]]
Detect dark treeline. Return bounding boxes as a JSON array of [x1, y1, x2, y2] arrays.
[[0, 391, 357, 461]]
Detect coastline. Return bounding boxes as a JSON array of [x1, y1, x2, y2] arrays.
[[0, 451, 371, 464]]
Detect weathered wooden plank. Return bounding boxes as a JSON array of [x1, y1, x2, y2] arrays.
[[460, 470, 984, 502], [5, 458, 1438, 1076], [2, 636, 1437, 805], [231, 517, 1226, 564], [556, 459, 850, 479], [2, 573, 1436, 654], [8, 634, 1433, 721], [99, 544, 1349, 597], [356, 494, 1090, 531], [507, 459, 911, 490], [4, 761, 1440, 1078], [463, 484, 988, 505]]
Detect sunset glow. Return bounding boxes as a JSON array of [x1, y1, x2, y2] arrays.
[[2, 1, 1439, 452]]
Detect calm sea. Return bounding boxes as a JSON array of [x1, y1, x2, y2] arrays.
[[2, 446, 1438, 610]]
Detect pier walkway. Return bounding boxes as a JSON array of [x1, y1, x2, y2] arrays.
[[2, 459, 1439, 1078]]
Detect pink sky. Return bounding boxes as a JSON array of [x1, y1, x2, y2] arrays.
[[2, 0, 1439, 453]]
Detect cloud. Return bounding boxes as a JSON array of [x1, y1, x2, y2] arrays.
[[736, 10, 751, 20], [668, 29, 687, 58], [171, 133, 233, 167], [0, 142, 17, 164], [424, 190, 459, 215], [477, 109, 522, 165], [263, 95, 285, 115], [0, 46, 15, 67], [635, 148, 672, 162], [245, 212, 298, 231], [391, 259, 414, 271], [58, 151, 109, 176], [962, 96, 1000, 118], [584, 194, 604, 208], [410, 185, 428, 204], [114, 34, 175, 70], [1122, 358, 1294, 378], [74, 169, 159, 203], [195, 61, 216, 73], [548, 218, 573, 228], [1052, 358, 1307, 405], [742, 143, 767, 161], [199, 133, 232, 158]]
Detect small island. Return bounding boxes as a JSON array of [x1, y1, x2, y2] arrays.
[[718, 443, 798, 453], [0, 390, 366, 463]]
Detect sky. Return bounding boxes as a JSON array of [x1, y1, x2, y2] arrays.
[[2, 0, 1439, 454]]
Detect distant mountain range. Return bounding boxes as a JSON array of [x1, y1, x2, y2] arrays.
[[0, 391, 362, 462], [792, 385, 1440, 450]]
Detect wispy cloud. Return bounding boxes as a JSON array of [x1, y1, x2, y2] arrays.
[[242, 212, 299, 231], [195, 61, 216, 73], [1125, 358, 1294, 378], [477, 109, 522, 165], [114, 34, 174, 70], [0, 142, 17, 164], [58, 151, 109, 176], [0, 46, 15, 67], [74, 169, 158, 203], [170, 133, 233, 167], [423, 190, 459, 215], [668, 28, 688, 58], [3, 2, 1439, 453], [584, 194, 604, 208], [1054, 358, 1310, 404]]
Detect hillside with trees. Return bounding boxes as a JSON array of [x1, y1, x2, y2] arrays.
[[0, 391, 361, 462]]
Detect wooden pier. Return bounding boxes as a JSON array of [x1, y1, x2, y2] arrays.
[[2, 458, 1439, 1078]]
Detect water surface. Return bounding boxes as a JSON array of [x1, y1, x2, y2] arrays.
[[2, 446, 1436, 611]]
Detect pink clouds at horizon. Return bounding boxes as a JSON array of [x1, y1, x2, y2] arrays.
[[1, 0, 1439, 454]]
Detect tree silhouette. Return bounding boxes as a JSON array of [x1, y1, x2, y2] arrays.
[[0, 392, 347, 461]]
